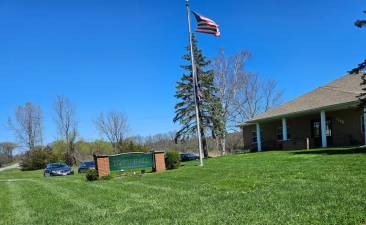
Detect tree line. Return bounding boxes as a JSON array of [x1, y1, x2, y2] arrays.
[[0, 93, 245, 169], [2, 96, 137, 169], [1, 38, 284, 169], [1, 95, 243, 169]]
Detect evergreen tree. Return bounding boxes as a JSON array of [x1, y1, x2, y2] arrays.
[[350, 10, 366, 106], [174, 35, 223, 158]]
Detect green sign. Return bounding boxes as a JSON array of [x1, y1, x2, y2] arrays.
[[109, 152, 154, 171]]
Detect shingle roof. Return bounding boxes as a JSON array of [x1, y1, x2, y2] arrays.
[[245, 73, 364, 124]]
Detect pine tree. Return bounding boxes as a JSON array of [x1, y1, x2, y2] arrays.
[[350, 10, 366, 106], [174, 35, 223, 158], [209, 93, 226, 155]]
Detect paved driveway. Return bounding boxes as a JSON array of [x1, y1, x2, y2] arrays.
[[0, 163, 20, 172]]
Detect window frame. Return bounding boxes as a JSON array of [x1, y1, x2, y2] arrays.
[[311, 119, 332, 138], [251, 131, 257, 144], [276, 125, 291, 141]]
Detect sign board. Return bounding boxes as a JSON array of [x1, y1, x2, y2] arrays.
[[108, 152, 154, 171]]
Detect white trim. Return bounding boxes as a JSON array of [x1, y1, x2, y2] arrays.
[[282, 118, 288, 141], [320, 111, 327, 148], [256, 123, 262, 152]]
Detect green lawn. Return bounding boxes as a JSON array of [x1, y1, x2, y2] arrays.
[[1, 148, 366, 225]]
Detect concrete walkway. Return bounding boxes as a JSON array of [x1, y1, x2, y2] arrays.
[[0, 163, 20, 172]]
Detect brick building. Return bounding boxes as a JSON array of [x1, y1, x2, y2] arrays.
[[240, 72, 366, 151]]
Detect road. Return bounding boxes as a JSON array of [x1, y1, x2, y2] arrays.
[[0, 163, 20, 172]]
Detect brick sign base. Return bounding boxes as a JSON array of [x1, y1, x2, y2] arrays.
[[95, 155, 110, 177], [95, 151, 166, 177], [152, 151, 166, 172]]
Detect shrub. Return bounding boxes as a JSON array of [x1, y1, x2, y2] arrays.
[[100, 175, 112, 181], [165, 150, 180, 170], [85, 169, 99, 181], [20, 147, 55, 171], [117, 140, 149, 153]]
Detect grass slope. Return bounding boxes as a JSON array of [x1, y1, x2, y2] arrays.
[[0, 148, 366, 225]]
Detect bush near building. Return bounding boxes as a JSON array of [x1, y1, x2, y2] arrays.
[[165, 150, 180, 169]]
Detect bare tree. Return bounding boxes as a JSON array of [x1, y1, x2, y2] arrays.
[[262, 80, 283, 112], [95, 111, 129, 152], [212, 50, 253, 155], [0, 142, 17, 164], [53, 96, 78, 165], [212, 50, 283, 154], [144, 131, 177, 151], [213, 49, 283, 124], [236, 73, 283, 120], [8, 102, 43, 151], [213, 50, 251, 131]]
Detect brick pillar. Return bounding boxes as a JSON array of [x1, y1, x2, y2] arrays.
[[153, 151, 166, 172], [96, 155, 110, 177]]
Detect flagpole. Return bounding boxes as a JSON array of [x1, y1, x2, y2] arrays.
[[185, 0, 204, 166]]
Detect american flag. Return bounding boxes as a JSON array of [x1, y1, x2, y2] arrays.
[[192, 11, 220, 37]]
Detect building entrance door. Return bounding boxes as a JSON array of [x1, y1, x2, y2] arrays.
[[311, 119, 333, 147]]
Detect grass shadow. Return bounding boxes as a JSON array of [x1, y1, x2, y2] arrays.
[[290, 147, 366, 155]]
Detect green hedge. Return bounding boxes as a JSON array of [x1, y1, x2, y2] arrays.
[[85, 169, 98, 181], [165, 150, 180, 170], [20, 147, 56, 171]]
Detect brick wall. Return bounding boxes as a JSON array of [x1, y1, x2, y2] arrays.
[[153, 152, 166, 172], [96, 156, 110, 177], [241, 107, 365, 150]]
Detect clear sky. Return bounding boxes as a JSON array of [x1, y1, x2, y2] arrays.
[[0, 0, 365, 144]]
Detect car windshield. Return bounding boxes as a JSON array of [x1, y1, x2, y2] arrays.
[[47, 163, 67, 169], [82, 161, 95, 166], [184, 153, 194, 156]]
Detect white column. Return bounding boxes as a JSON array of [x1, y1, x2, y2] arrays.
[[282, 118, 288, 141], [320, 111, 327, 148], [256, 123, 262, 152], [364, 107, 366, 146]]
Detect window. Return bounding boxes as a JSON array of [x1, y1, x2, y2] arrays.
[[313, 121, 321, 138], [251, 131, 257, 144], [276, 126, 291, 140], [361, 115, 365, 133], [251, 130, 263, 144], [312, 120, 332, 138], [325, 120, 332, 137]]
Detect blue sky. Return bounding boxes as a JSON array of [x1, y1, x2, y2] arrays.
[[0, 0, 365, 144]]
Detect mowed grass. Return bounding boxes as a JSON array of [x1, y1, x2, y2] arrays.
[[1, 148, 366, 225]]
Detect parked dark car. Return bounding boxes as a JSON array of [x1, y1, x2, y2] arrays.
[[180, 152, 199, 162], [78, 160, 96, 173], [44, 163, 74, 176]]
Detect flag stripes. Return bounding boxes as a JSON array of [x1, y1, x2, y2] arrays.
[[192, 11, 220, 37]]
